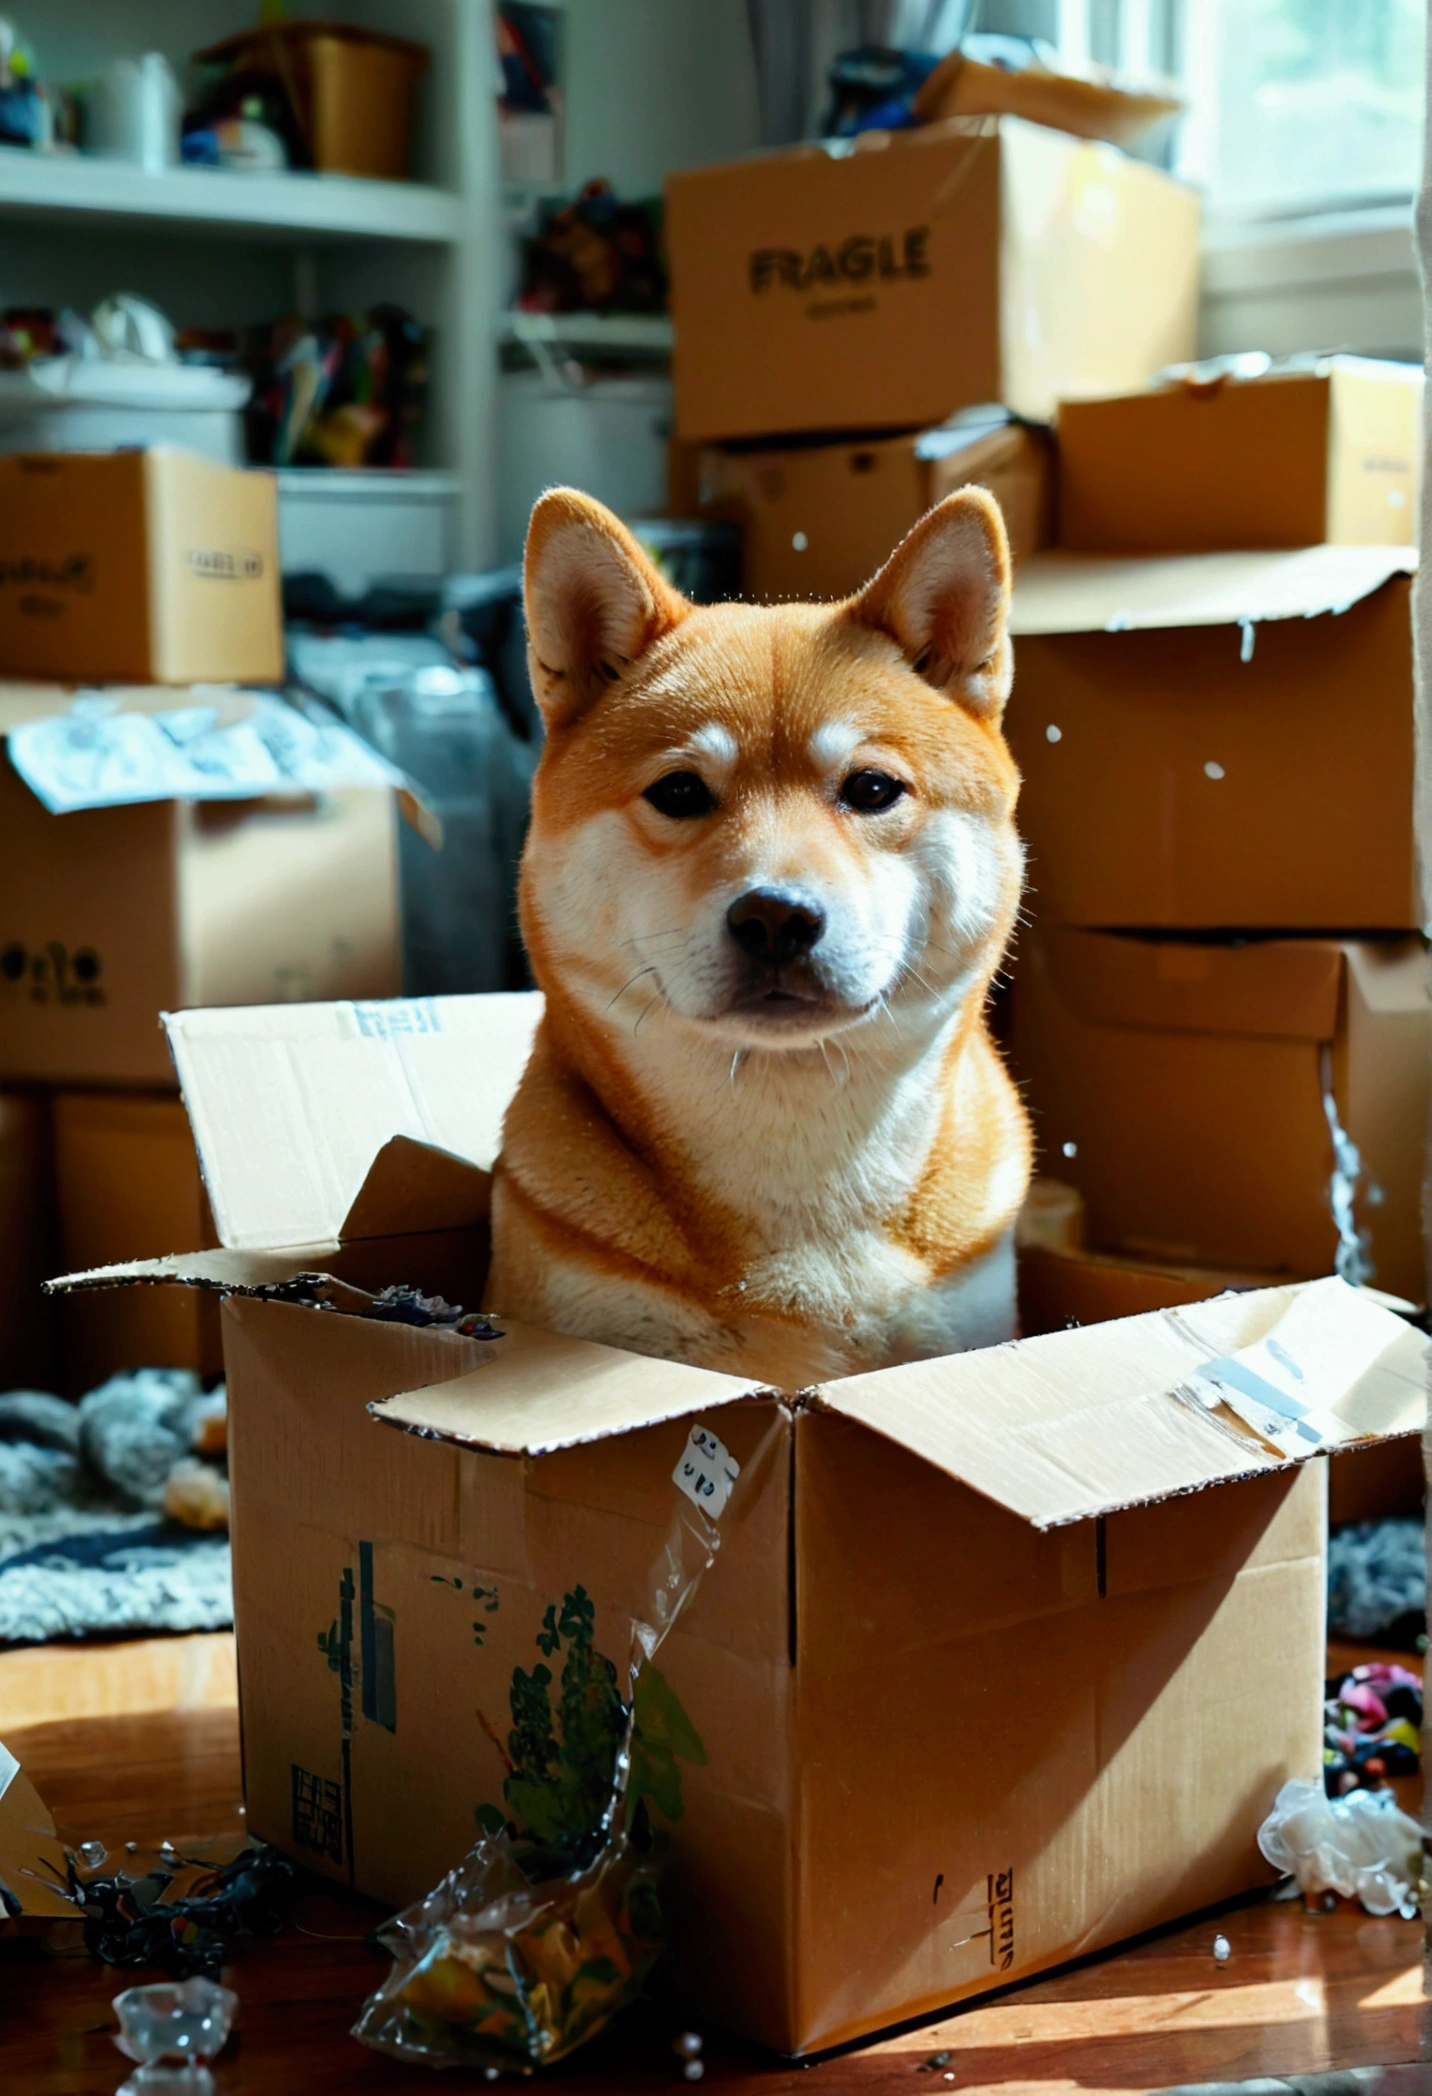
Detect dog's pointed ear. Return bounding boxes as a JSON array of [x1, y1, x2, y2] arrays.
[[849, 487, 1013, 724], [524, 489, 689, 730]]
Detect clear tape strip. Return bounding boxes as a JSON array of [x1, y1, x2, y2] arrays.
[[1320, 1043, 1372, 1287]]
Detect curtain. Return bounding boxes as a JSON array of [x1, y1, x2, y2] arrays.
[[745, 0, 973, 145]]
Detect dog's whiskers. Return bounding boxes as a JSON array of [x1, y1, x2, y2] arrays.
[[728, 1048, 747, 1087], [607, 964, 659, 1012], [632, 993, 661, 1038], [817, 1038, 850, 1090], [626, 927, 690, 954]]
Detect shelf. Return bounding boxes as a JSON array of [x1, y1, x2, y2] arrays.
[[0, 147, 466, 244], [501, 310, 673, 355], [275, 467, 462, 501]]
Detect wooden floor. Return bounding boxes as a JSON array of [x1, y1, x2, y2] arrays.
[[1, 1633, 1427, 2094]]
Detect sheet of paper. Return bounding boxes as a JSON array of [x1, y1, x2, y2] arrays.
[[9, 692, 409, 813]]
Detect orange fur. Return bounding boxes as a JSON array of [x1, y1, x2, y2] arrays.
[[487, 488, 1032, 1381]]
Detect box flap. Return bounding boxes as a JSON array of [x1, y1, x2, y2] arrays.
[[0, 1742, 74, 1921], [164, 994, 542, 1251], [338, 1134, 492, 1240], [811, 1278, 1424, 1528], [1011, 545, 1416, 636], [373, 1317, 771, 1456], [47, 1245, 358, 1299]]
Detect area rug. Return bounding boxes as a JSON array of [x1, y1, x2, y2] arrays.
[[0, 1373, 232, 1645], [0, 1504, 231, 1645]]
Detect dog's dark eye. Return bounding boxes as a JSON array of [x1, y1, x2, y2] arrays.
[[643, 770, 717, 820], [839, 769, 907, 814]]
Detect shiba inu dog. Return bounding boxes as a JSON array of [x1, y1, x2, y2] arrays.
[[487, 487, 1031, 1385]]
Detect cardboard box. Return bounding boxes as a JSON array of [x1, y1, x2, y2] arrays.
[[1058, 360, 1423, 554], [0, 692, 402, 1086], [1011, 927, 1430, 1300], [0, 449, 283, 684], [665, 118, 1198, 443], [52, 994, 1423, 2056], [52, 1089, 220, 1392], [699, 419, 1052, 602], [0, 1087, 58, 1390], [1006, 545, 1418, 929]]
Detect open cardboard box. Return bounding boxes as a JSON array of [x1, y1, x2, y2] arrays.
[[0, 684, 406, 1085], [53, 995, 1426, 2055]]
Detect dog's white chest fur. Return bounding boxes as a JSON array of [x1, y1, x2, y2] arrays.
[[492, 1020, 1020, 1386], [513, 1205, 1016, 1386]]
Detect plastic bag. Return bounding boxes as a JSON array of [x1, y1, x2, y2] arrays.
[[352, 1829, 663, 2071], [355, 1411, 784, 2071], [1257, 1776, 1425, 1917]]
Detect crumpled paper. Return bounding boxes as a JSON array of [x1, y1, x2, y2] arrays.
[[1257, 1776, 1425, 1916]]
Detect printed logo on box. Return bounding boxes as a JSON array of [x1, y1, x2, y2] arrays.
[[344, 998, 442, 1040], [748, 226, 932, 298], [987, 1868, 1015, 1972], [0, 940, 105, 1008], [291, 1763, 344, 1865], [0, 554, 94, 594], [673, 1422, 740, 1519]]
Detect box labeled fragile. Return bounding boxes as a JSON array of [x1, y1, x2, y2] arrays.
[[1057, 359, 1422, 554], [666, 118, 1198, 443], [0, 449, 283, 684], [1005, 545, 1418, 929], [1011, 927, 1430, 1299], [52, 995, 1423, 2054], [700, 418, 1052, 602]]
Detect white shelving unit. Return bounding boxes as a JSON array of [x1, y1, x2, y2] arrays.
[[0, 147, 467, 243], [500, 310, 674, 356], [0, 0, 503, 567]]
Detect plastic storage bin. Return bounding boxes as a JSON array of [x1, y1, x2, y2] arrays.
[[0, 360, 250, 463], [276, 469, 458, 592]]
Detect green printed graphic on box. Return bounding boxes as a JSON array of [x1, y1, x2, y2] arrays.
[[474, 1584, 707, 1867], [314, 1552, 707, 1883]]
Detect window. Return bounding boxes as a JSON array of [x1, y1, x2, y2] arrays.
[[1172, 0, 1426, 219]]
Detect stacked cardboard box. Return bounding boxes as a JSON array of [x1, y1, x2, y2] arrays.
[[0, 453, 404, 1390], [666, 115, 1199, 598], [1005, 359, 1428, 1513]]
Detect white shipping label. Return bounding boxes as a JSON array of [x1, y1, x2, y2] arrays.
[[673, 1423, 740, 1519]]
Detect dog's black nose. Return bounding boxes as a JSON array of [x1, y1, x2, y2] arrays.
[[726, 889, 826, 965]]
